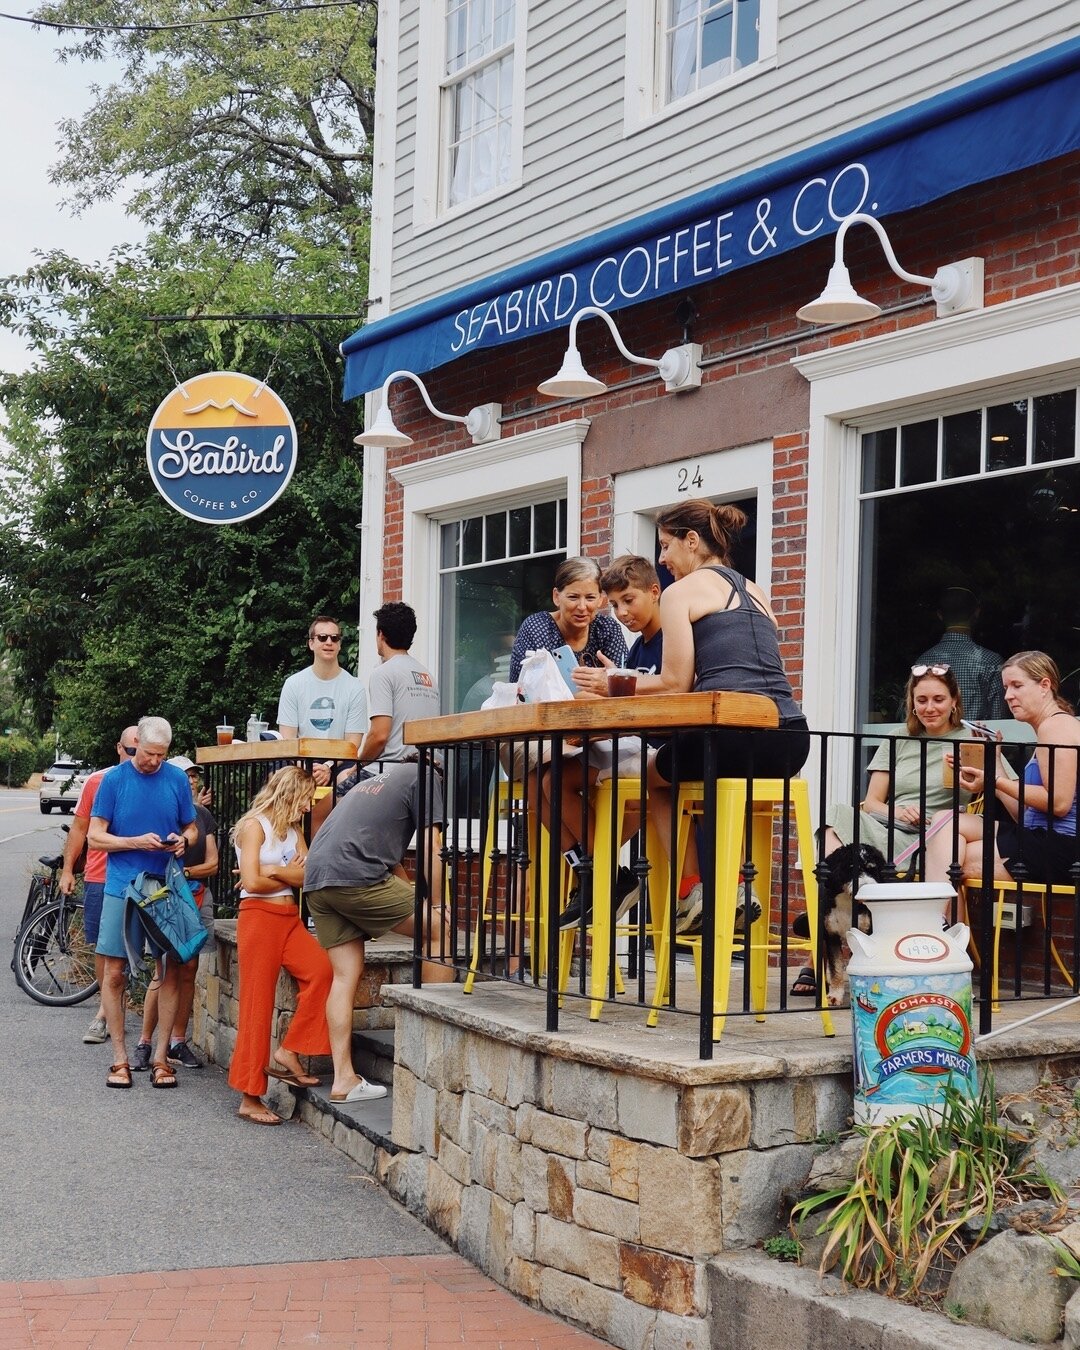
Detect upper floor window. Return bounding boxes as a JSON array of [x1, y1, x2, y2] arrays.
[[444, 0, 516, 207], [666, 0, 761, 103], [625, 0, 776, 130], [415, 0, 526, 225]]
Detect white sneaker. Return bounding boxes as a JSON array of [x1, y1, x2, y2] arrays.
[[330, 1079, 388, 1104], [675, 883, 702, 934], [82, 1016, 107, 1044], [676, 886, 762, 937]]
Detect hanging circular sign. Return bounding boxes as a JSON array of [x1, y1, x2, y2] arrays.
[[145, 371, 298, 525]]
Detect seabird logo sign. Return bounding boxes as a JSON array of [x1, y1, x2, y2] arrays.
[[146, 371, 298, 525]]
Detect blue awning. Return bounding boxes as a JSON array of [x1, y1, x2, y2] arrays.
[[342, 36, 1080, 400]]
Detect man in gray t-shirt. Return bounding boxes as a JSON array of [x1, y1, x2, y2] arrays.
[[357, 602, 440, 766], [305, 762, 453, 1104]]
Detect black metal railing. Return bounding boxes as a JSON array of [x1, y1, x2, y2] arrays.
[[410, 725, 1080, 1054]]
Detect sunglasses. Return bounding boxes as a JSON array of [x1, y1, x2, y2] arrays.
[[911, 663, 951, 677], [121, 745, 137, 756], [312, 633, 342, 644]]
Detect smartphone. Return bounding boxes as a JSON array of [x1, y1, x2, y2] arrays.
[[551, 644, 580, 692], [959, 742, 986, 770], [961, 719, 995, 741]]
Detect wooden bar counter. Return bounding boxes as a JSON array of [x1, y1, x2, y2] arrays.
[[194, 738, 358, 765], [403, 690, 778, 747]]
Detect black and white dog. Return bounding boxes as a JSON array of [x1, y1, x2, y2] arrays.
[[795, 843, 890, 1006]]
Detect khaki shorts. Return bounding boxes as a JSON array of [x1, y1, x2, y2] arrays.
[[306, 875, 414, 948], [498, 739, 583, 783]]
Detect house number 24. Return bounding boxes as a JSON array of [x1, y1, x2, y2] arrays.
[[676, 464, 703, 493]]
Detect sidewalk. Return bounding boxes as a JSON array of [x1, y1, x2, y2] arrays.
[[0, 823, 608, 1350], [0, 1256, 607, 1348]]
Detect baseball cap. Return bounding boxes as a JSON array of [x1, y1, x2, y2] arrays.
[[168, 755, 197, 772]]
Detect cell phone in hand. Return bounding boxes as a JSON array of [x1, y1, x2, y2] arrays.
[[551, 644, 579, 693], [958, 742, 986, 770], [961, 719, 995, 741]]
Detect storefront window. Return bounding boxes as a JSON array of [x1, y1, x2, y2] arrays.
[[858, 387, 1080, 725], [439, 496, 568, 712]]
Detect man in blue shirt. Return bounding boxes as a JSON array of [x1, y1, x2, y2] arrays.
[[89, 715, 196, 1091]]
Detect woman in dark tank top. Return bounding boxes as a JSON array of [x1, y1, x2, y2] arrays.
[[646, 497, 810, 786]]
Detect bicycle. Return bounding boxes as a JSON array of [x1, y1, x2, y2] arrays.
[[11, 852, 100, 1006]]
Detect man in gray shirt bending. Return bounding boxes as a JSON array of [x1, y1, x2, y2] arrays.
[[304, 760, 453, 1104]]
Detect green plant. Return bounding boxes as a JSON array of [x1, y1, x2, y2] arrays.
[[790, 1076, 1060, 1300], [762, 1235, 802, 1262], [1048, 1237, 1080, 1281], [943, 1301, 967, 1322]]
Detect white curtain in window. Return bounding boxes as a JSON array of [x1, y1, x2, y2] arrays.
[[668, 0, 699, 100]]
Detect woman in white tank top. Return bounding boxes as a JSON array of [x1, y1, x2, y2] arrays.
[[228, 766, 332, 1126]]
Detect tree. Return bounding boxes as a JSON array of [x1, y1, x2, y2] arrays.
[[0, 239, 365, 765], [34, 0, 376, 258]]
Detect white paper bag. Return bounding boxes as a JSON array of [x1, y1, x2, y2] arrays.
[[519, 648, 574, 704], [480, 681, 522, 711]]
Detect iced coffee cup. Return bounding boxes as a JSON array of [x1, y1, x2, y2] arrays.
[[216, 724, 234, 746], [607, 669, 638, 697]]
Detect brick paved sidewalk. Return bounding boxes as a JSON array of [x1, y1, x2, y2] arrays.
[[0, 1255, 608, 1349]]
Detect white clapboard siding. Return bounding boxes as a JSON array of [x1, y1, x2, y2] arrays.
[[380, 0, 1077, 315]]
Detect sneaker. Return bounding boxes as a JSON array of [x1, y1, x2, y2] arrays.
[[734, 891, 763, 929], [559, 888, 592, 929], [676, 883, 703, 934], [82, 1016, 107, 1044], [614, 866, 640, 921], [131, 1041, 153, 1072], [676, 886, 762, 936], [167, 1040, 202, 1069]]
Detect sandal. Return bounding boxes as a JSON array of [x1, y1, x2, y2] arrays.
[[265, 1062, 320, 1088], [238, 1105, 282, 1126], [790, 966, 818, 997], [107, 1062, 132, 1089], [150, 1061, 178, 1089]]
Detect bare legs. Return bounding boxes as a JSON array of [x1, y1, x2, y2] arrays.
[[325, 906, 454, 1100], [924, 810, 1011, 922], [101, 955, 128, 1066]]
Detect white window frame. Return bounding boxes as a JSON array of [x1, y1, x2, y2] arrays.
[[794, 281, 1080, 783], [390, 419, 589, 679], [611, 442, 774, 581], [413, 0, 528, 231], [624, 0, 777, 135]]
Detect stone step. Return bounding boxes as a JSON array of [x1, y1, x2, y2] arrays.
[[296, 1078, 398, 1170], [352, 1028, 396, 1086]]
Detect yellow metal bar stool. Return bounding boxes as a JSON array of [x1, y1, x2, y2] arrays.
[[462, 775, 571, 994], [559, 773, 663, 1020], [648, 777, 835, 1041]]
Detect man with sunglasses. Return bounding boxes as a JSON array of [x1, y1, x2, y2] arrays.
[[909, 586, 1007, 722], [277, 615, 367, 788], [59, 725, 139, 1046]]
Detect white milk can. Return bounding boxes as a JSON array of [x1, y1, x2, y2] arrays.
[[846, 880, 977, 1125]]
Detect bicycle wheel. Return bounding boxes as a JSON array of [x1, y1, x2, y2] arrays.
[[9, 876, 47, 972], [13, 900, 99, 1006]]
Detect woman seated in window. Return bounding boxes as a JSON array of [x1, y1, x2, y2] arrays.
[[823, 662, 977, 861], [925, 650, 1080, 894], [788, 662, 982, 996]]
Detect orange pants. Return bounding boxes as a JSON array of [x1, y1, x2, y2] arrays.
[[228, 899, 332, 1097]]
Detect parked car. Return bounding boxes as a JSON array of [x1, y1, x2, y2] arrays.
[[39, 761, 91, 815]]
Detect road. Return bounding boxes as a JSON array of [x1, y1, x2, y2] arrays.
[[0, 787, 446, 1282]]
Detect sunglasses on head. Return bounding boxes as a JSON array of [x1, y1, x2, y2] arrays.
[[312, 632, 341, 643], [911, 663, 951, 677]]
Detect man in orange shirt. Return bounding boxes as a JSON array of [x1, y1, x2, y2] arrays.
[[60, 726, 139, 1045]]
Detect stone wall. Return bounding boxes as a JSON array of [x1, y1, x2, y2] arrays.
[[379, 990, 852, 1350], [194, 922, 412, 1069]]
